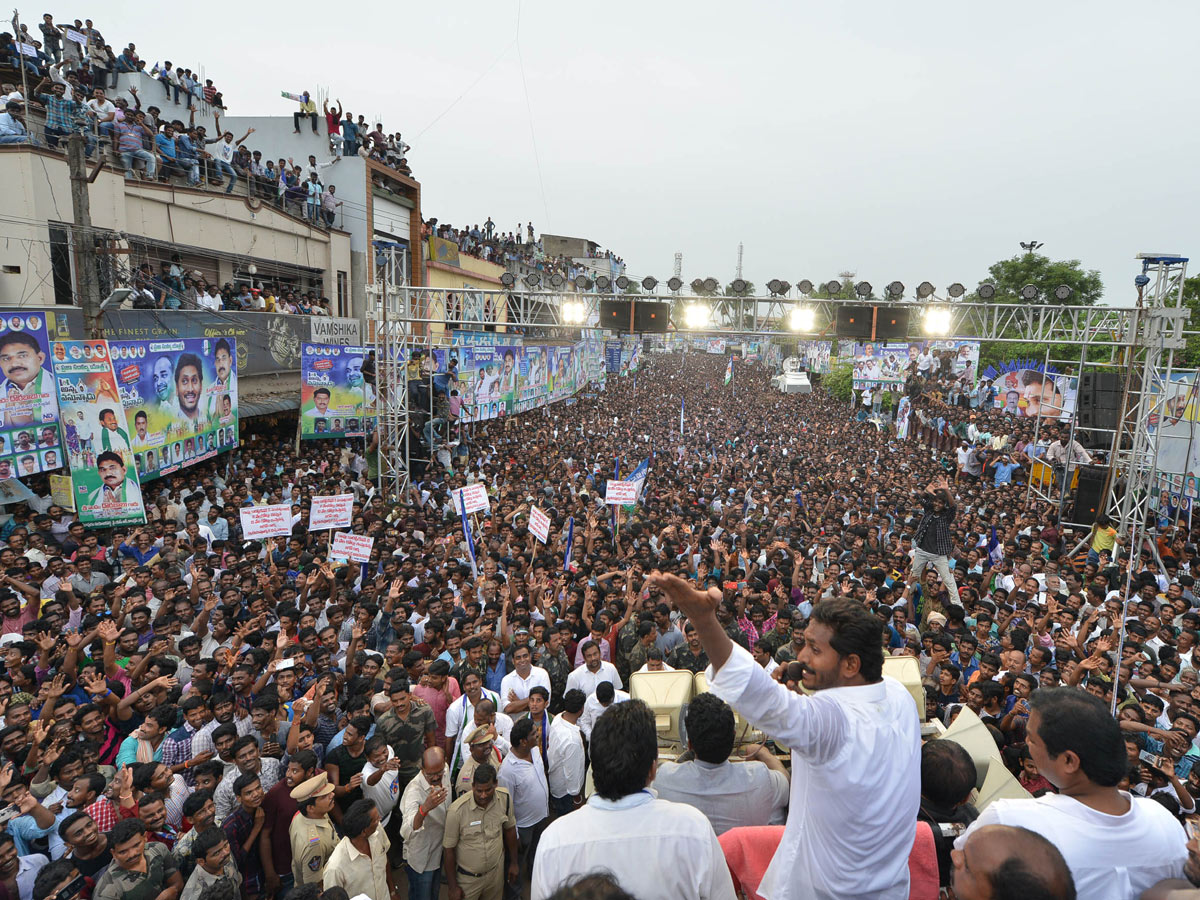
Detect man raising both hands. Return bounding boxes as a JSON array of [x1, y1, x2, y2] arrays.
[[650, 574, 920, 900]]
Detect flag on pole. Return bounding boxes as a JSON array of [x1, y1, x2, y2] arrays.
[[458, 489, 478, 577], [724, 357, 733, 386], [562, 516, 574, 572], [610, 458, 620, 534]]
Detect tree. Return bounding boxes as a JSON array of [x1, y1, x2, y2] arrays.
[[823, 362, 854, 403], [1179, 275, 1200, 368], [970, 253, 1102, 306], [971, 252, 1104, 372]]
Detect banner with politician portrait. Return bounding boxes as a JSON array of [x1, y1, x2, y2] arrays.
[[108, 337, 239, 480], [52, 340, 146, 527], [0, 313, 64, 479], [300, 343, 373, 439]]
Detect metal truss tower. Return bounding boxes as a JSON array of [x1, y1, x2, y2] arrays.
[[368, 246, 412, 501]]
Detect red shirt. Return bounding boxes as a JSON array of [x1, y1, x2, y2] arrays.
[[261, 777, 299, 874]]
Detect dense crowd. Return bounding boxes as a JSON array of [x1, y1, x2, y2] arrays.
[[0, 349, 1193, 900]]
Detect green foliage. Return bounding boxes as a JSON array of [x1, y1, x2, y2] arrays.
[[1179, 275, 1200, 368], [970, 253, 1103, 306], [823, 362, 854, 402]]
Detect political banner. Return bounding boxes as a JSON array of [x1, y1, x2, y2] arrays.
[[606, 480, 638, 505], [240, 504, 294, 540], [605, 341, 622, 375], [300, 343, 373, 439], [983, 360, 1077, 421], [0, 313, 63, 479], [309, 493, 354, 530], [53, 340, 146, 527], [798, 341, 833, 374], [529, 506, 550, 544], [452, 483, 490, 515], [706, 339, 726, 355], [109, 338, 238, 481], [1150, 371, 1200, 476], [49, 473, 74, 510], [331, 532, 374, 563]]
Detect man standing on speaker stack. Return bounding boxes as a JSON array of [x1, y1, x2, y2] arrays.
[[1045, 427, 1092, 488], [909, 475, 962, 611]]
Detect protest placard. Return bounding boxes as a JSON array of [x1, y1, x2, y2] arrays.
[[452, 483, 490, 515], [605, 480, 638, 506], [239, 504, 293, 540], [529, 506, 550, 543], [309, 493, 354, 530], [332, 532, 374, 562]]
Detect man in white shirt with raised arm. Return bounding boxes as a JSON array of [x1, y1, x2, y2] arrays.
[[651, 573, 921, 900]]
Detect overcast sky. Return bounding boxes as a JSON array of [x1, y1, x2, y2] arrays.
[[89, 1, 1199, 302]]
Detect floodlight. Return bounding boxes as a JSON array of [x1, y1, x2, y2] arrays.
[[776, 280, 791, 295], [684, 304, 709, 329], [789, 306, 815, 332], [977, 283, 996, 300], [641, 276, 658, 292], [730, 278, 747, 295], [500, 272, 516, 287], [595, 275, 612, 291], [525, 272, 541, 288], [825, 280, 841, 295], [796, 279, 813, 295], [924, 306, 952, 335], [690, 278, 704, 293], [616, 275, 630, 290], [767, 279, 783, 295], [1020, 284, 1039, 301], [549, 273, 565, 289], [947, 283, 965, 298], [855, 281, 872, 297], [703, 277, 719, 293], [916, 281, 935, 299], [562, 300, 586, 324], [887, 281, 905, 298], [575, 275, 592, 291], [101, 288, 134, 310], [667, 277, 683, 292], [1054, 284, 1073, 301]]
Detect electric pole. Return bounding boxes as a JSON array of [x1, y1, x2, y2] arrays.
[[67, 132, 102, 339]]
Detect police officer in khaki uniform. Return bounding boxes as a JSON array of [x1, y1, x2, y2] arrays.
[[443, 762, 518, 900], [456, 725, 505, 799], [289, 772, 339, 886]]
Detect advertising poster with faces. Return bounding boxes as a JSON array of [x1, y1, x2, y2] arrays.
[[52, 340, 146, 527], [300, 343, 373, 440], [108, 338, 239, 480], [0, 313, 63, 480]]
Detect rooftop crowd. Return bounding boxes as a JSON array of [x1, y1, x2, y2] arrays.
[[0, 347, 1191, 900]]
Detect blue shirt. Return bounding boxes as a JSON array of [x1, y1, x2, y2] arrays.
[[486, 658, 507, 695], [993, 461, 1021, 485]]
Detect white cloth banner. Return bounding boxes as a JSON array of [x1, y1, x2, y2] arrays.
[[240, 504, 294, 540], [309, 493, 354, 531]]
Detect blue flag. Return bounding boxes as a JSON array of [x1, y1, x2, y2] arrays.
[[458, 489, 478, 577], [987, 525, 1003, 565], [562, 516, 574, 572]]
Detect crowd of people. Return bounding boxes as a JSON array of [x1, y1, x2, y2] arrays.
[[0, 346, 1194, 900], [121, 258, 335, 315]]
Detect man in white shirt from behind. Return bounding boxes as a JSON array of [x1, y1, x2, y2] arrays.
[[653, 691, 789, 835], [546, 689, 586, 818], [651, 575, 921, 900], [497, 717, 549, 888], [532, 699, 735, 900], [578, 681, 629, 742], [956, 687, 1186, 900]]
